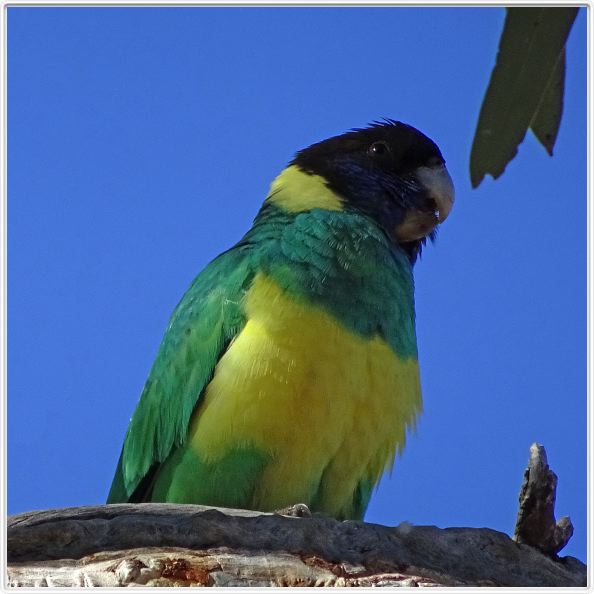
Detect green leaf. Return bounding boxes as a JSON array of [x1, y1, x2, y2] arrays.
[[470, 8, 578, 188], [530, 48, 565, 156]]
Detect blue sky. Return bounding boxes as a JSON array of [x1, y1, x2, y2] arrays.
[[8, 7, 587, 561]]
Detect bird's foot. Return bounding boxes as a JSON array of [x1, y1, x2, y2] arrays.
[[275, 503, 312, 518]]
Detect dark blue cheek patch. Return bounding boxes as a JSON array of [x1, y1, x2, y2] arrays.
[[329, 158, 425, 232]]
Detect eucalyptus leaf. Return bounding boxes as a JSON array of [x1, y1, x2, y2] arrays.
[[530, 49, 566, 156], [470, 8, 578, 188]]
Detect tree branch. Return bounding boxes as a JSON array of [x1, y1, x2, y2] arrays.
[[8, 500, 585, 587]]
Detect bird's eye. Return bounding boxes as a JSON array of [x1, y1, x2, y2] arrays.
[[368, 141, 390, 157], [427, 155, 444, 167]]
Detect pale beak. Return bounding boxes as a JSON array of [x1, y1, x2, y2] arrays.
[[394, 164, 455, 243], [415, 163, 455, 223]]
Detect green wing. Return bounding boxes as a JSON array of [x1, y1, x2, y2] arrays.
[[107, 247, 255, 503]]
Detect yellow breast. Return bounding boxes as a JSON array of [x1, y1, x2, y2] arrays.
[[188, 272, 421, 517]]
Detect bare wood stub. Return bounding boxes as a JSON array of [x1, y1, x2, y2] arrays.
[[513, 443, 574, 555]]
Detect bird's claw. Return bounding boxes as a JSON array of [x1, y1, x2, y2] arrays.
[[275, 503, 312, 518]]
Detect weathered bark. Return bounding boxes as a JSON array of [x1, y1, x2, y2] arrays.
[[7, 502, 586, 587], [513, 443, 574, 555]]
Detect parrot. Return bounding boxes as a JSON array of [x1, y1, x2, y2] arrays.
[[107, 119, 454, 521]]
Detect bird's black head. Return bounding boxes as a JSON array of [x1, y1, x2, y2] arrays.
[[289, 119, 454, 260]]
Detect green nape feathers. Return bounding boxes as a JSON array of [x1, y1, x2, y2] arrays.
[[107, 120, 454, 520]]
